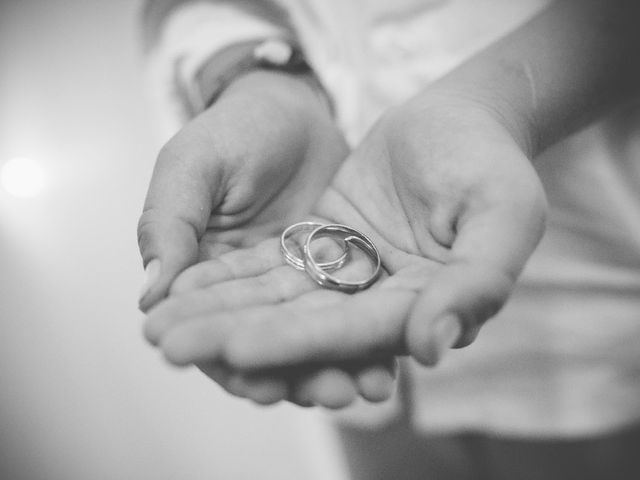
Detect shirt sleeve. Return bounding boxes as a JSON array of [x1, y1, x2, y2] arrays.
[[141, 0, 295, 137]]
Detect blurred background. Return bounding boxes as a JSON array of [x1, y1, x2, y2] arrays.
[[0, 1, 347, 478]]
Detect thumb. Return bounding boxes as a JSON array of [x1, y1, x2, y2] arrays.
[[407, 191, 546, 366], [137, 213, 201, 313], [406, 261, 514, 366], [137, 143, 220, 312]]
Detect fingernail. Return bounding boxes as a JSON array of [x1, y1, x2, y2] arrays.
[[139, 259, 161, 304], [429, 315, 462, 365]]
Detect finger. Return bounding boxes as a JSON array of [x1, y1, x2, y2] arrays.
[[352, 359, 398, 403], [199, 360, 394, 408], [150, 288, 340, 366], [226, 374, 289, 405], [407, 186, 547, 365], [152, 290, 338, 365], [143, 264, 317, 346], [155, 313, 237, 365], [291, 368, 358, 409], [220, 288, 415, 370], [137, 141, 223, 312], [197, 363, 289, 405], [169, 238, 289, 295], [168, 221, 377, 296]]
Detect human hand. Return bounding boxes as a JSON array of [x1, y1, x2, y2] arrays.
[[145, 230, 399, 407], [144, 91, 546, 402], [138, 69, 400, 407], [137, 70, 347, 312]]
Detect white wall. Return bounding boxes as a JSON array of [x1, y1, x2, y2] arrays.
[[0, 1, 347, 479]]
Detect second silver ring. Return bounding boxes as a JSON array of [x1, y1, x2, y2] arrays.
[[304, 224, 382, 293]]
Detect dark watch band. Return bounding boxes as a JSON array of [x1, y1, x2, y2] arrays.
[[194, 38, 316, 110]]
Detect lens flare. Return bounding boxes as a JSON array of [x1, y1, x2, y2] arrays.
[[1, 157, 46, 198]]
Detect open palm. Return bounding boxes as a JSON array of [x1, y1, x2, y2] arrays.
[[145, 95, 547, 405], [138, 71, 347, 312]]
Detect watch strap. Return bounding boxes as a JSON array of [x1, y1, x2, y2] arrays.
[[194, 38, 314, 111]]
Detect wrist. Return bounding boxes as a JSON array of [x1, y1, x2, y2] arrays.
[[415, 80, 538, 159], [221, 69, 333, 118], [416, 0, 640, 160], [216, 70, 333, 121], [193, 39, 332, 117]]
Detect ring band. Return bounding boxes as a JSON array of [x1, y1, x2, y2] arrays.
[[280, 221, 349, 271], [304, 224, 381, 293]]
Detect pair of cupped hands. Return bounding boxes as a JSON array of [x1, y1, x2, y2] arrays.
[[138, 70, 546, 408]]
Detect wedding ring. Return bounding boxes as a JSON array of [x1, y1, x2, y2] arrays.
[[304, 224, 382, 293], [280, 221, 349, 271]]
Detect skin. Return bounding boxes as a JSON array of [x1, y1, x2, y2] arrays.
[[143, 93, 547, 404], [138, 70, 398, 406], [139, 0, 640, 407]]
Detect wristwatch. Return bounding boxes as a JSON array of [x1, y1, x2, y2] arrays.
[[187, 37, 327, 113]]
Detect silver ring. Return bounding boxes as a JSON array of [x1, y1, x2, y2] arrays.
[[280, 222, 349, 271], [304, 224, 382, 293]]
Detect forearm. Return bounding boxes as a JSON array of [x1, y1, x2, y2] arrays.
[[425, 0, 640, 157]]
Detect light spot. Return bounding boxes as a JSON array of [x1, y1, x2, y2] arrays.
[[1, 157, 46, 198]]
